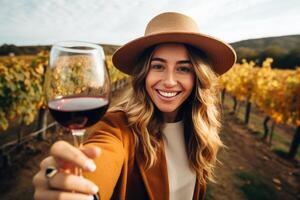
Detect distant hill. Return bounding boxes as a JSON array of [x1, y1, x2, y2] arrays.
[[1, 34, 299, 69], [231, 35, 300, 51], [230, 35, 300, 69]]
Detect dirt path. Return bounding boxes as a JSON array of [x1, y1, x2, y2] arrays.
[[207, 112, 300, 200]]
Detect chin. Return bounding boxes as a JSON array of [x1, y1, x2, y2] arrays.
[[157, 107, 177, 114]]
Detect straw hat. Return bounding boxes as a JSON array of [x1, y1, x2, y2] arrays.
[[112, 12, 236, 75]]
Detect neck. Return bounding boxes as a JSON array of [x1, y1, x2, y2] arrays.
[[163, 109, 183, 123]]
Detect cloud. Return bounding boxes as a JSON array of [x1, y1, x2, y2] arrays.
[[0, 0, 299, 45]]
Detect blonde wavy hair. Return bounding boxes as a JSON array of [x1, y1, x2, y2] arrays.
[[110, 44, 223, 186]]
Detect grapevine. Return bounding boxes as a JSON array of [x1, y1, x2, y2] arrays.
[[0, 52, 129, 130]]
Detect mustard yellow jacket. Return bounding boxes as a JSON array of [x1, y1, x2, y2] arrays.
[[84, 111, 206, 200]]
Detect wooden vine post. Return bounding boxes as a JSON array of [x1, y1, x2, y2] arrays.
[[262, 116, 271, 142], [244, 97, 252, 124]]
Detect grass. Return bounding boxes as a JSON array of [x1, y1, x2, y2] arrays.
[[272, 132, 291, 146], [222, 93, 300, 160], [273, 148, 289, 158], [235, 171, 278, 200]]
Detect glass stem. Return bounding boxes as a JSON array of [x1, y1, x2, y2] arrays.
[[72, 129, 85, 177]]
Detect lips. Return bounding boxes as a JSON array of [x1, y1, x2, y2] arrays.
[[156, 89, 181, 98]]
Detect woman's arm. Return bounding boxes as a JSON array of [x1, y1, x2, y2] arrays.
[[84, 113, 126, 199], [33, 112, 126, 200]]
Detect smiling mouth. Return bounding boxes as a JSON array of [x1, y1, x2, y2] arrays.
[[156, 90, 181, 98]]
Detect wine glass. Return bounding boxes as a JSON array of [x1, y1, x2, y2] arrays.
[[44, 41, 110, 175]]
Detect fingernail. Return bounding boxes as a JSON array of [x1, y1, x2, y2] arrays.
[[88, 195, 95, 200], [85, 160, 96, 171], [91, 185, 99, 194]]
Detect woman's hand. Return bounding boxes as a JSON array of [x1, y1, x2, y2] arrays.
[[33, 140, 101, 200]]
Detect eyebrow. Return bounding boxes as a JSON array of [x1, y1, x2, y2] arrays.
[[151, 57, 192, 64]]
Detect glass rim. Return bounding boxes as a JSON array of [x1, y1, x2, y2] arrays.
[[52, 40, 104, 54]]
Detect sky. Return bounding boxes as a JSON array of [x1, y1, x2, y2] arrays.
[[0, 0, 299, 46]]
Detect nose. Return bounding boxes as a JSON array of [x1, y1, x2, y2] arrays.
[[163, 70, 177, 87]]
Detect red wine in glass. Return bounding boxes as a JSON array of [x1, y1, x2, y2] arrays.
[[48, 96, 109, 130], [45, 41, 110, 177]]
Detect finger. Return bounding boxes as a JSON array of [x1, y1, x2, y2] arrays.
[[33, 171, 48, 189], [48, 172, 99, 195], [39, 156, 71, 172], [34, 189, 94, 200], [46, 146, 101, 171], [82, 145, 101, 159], [50, 141, 96, 172], [40, 157, 57, 169]]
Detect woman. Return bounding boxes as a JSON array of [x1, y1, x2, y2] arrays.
[[33, 12, 236, 200]]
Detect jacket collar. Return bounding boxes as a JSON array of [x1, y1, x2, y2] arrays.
[[136, 138, 170, 200]]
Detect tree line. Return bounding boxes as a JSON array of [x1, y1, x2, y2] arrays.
[[235, 45, 300, 69], [0, 44, 120, 56]]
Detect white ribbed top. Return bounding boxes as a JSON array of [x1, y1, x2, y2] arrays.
[[162, 121, 196, 200]]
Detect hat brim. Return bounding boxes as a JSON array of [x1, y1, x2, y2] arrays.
[[112, 32, 236, 75]]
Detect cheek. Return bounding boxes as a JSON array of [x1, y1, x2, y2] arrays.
[[183, 74, 195, 92], [145, 71, 157, 89], [145, 72, 154, 95]]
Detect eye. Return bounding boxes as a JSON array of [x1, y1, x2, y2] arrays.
[[150, 64, 164, 71], [177, 66, 193, 73]]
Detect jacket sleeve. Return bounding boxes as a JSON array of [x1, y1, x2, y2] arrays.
[[83, 112, 125, 200]]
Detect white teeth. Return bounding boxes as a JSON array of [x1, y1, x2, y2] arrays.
[[158, 90, 178, 97]]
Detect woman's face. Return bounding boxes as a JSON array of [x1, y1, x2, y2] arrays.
[[145, 43, 195, 122]]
